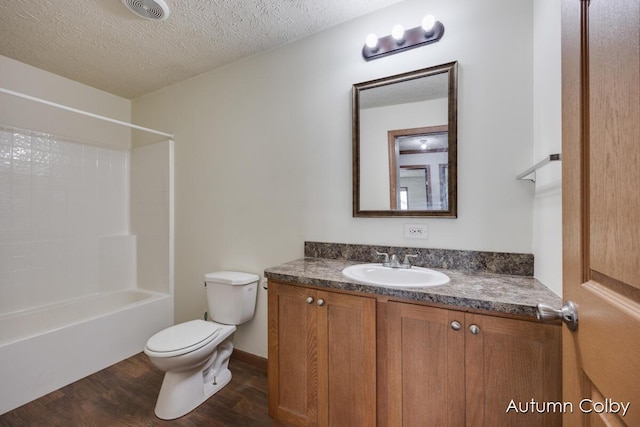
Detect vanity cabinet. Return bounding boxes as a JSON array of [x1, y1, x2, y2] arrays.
[[384, 301, 562, 427], [267, 281, 377, 426], [268, 280, 561, 427]]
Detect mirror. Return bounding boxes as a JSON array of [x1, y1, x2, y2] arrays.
[[352, 62, 457, 217]]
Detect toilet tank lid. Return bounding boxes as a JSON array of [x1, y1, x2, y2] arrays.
[[204, 271, 259, 285]]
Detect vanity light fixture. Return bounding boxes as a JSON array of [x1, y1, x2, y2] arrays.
[[421, 15, 436, 35], [362, 14, 444, 61], [365, 33, 379, 51], [391, 24, 405, 43]]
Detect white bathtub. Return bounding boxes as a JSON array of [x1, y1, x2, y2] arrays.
[[0, 289, 173, 414]]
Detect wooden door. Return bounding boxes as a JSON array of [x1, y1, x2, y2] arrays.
[[465, 313, 561, 427], [562, 0, 640, 426], [316, 290, 377, 427], [268, 282, 318, 426], [385, 302, 465, 427]]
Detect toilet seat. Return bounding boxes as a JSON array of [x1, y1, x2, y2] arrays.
[[145, 319, 228, 358]]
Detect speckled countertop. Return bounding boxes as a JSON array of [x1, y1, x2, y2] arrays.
[[264, 257, 562, 319]]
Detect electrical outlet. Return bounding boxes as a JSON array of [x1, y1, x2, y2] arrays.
[[404, 224, 428, 240]]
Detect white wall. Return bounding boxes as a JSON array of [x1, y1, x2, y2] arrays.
[[532, 0, 562, 296], [133, 0, 536, 358]]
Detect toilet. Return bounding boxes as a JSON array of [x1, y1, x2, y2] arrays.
[[144, 271, 259, 420]]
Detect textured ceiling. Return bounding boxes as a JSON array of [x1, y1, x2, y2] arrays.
[[0, 0, 403, 99]]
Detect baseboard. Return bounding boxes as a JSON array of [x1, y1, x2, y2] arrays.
[[231, 349, 267, 372]]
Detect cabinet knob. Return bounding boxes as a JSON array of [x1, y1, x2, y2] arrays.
[[469, 324, 480, 335], [306, 296, 314, 304], [317, 299, 325, 306], [450, 321, 462, 331]]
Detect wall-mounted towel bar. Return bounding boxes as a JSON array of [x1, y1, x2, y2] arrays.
[[517, 153, 562, 182]]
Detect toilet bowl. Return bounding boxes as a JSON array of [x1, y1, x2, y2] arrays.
[[144, 271, 258, 420]]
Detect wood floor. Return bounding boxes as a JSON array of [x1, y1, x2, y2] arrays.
[[0, 352, 271, 426]]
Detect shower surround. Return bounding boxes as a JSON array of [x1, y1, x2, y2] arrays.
[[0, 125, 173, 414]]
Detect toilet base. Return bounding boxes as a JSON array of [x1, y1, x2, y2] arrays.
[[154, 368, 232, 420], [153, 337, 235, 420]]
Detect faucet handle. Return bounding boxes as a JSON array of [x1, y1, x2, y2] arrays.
[[375, 251, 389, 263], [402, 254, 418, 267]]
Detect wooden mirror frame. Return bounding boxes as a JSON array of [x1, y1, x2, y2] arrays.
[[352, 62, 458, 218]]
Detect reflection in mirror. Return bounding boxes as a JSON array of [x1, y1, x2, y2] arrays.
[[353, 62, 457, 217], [389, 126, 448, 211]]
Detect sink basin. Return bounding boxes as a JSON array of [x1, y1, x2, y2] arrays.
[[342, 264, 450, 288]]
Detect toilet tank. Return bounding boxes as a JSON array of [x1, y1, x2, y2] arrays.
[[204, 271, 259, 325]]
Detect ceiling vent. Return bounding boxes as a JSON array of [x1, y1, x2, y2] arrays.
[[121, 0, 170, 21]]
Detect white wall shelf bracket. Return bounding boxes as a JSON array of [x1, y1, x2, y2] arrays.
[[517, 153, 562, 182]]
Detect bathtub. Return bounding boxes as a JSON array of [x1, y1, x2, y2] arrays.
[[0, 289, 173, 415]]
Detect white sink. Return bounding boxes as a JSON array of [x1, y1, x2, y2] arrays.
[[342, 263, 450, 288]]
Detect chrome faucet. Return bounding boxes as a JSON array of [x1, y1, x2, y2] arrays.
[[375, 252, 418, 269], [388, 254, 402, 268], [402, 254, 418, 268], [375, 251, 391, 265]]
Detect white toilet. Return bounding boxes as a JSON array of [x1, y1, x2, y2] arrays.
[[144, 271, 259, 420]]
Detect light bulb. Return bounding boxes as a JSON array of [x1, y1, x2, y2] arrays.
[[365, 33, 379, 49], [391, 24, 405, 42], [421, 15, 436, 35]]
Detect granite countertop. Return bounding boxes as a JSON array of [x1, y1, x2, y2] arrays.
[[264, 257, 563, 319]]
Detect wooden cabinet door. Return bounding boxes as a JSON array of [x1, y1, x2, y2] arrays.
[[268, 282, 377, 427], [268, 282, 318, 426], [317, 290, 377, 426], [465, 313, 561, 427], [385, 302, 466, 427], [386, 302, 561, 427]]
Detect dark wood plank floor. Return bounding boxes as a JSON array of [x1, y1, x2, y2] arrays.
[[0, 352, 271, 426]]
